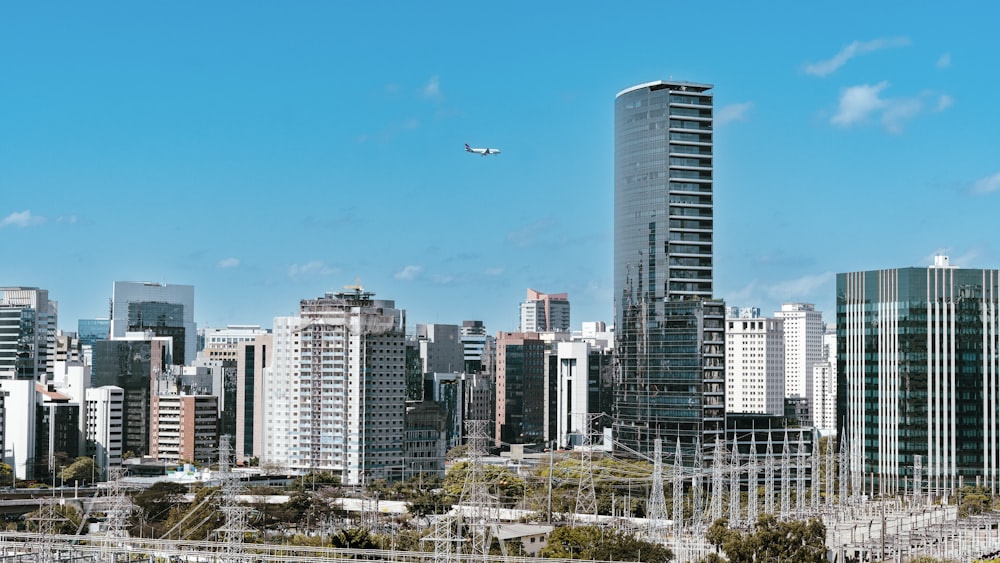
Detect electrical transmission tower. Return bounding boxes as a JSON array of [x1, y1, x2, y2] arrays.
[[99, 466, 135, 562], [729, 435, 741, 525], [780, 432, 791, 518], [672, 437, 684, 537], [692, 440, 704, 529], [710, 436, 724, 523], [572, 414, 601, 524], [746, 434, 758, 527], [839, 431, 850, 506], [646, 438, 667, 540], [459, 420, 504, 560], [826, 433, 836, 508], [764, 435, 775, 516], [215, 436, 255, 562]]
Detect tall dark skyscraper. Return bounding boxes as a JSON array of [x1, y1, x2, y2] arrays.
[[612, 80, 723, 457]]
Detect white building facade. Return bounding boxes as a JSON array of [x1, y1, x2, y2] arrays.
[[263, 288, 406, 485], [812, 328, 837, 435], [85, 385, 124, 479], [775, 303, 824, 424], [725, 315, 785, 416]]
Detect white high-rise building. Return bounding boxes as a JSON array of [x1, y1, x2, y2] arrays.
[[553, 341, 590, 448], [725, 315, 785, 416], [0, 379, 37, 479], [263, 287, 406, 485], [775, 303, 824, 424], [519, 289, 570, 333], [85, 386, 124, 479], [812, 326, 837, 436]]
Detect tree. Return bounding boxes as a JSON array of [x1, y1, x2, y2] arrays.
[[133, 481, 189, 524], [706, 515, 826, 563], [330, 527, 381, 550], [406, 489, 452, 518], [0, 462, 12, 487], [540, 525, 673, 562], [60, 456, 96, 486]]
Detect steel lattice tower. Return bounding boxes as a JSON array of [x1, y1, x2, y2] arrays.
[[646, 438, 667, 539], [826, 434, 836, 508], [729, 434, 740, 524], [572, 414, 600, 524], [672, 437, 684, 537], [781, 432, 791, 517], [459, 420, 504, 560], [746, 434, 758, 526], [839, 432, 850, 506], [709, 437, 724, 523], [692, 441, 704, 528], [215, 437, 255, 562], [764, 436, 775, 516], [99, 466, 135, 562]]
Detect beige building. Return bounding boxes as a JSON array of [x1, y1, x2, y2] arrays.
[[151, 394, 218, 463]]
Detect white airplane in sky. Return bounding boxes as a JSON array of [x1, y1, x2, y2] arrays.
[[465, 143, 501, 156]]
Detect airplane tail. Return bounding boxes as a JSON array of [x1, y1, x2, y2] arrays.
[[464, 143, 472, 151]]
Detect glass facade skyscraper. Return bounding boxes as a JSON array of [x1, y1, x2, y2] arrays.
[[837, 258, 1000, 493], [612, 81, 721, 457]]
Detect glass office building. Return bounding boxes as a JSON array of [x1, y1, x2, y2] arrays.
[[612, 81, 720, 457], [837, 257, 1000, 493]]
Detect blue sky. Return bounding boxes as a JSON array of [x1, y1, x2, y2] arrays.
[[2, 2, 998, 334]]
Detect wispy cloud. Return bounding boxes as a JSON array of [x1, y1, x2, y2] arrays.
[[1, 210, 45, 228], [766, 272, 836, 301], [716, 102, 753, 125], [805, 37, 910, 76], [936, 53, 952, 69], [881, 97, 923, 134], [935, 94, 953, 111], [288, 260, 338, 278], [972, 172, 1000, 195], [483, 267, 504, 277], [394, 265, 423, 280], [832, 83, 950, 133], [217, 258, 240, 269], [506, 219, 557, 248], [831, 82, 889, 127], [422, 75, 441, 99]]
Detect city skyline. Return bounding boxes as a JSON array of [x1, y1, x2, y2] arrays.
[[3, 3, 999, 334]]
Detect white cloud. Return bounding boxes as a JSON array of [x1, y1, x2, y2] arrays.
[[972, 171, 1000, 195], [394, 265, 423, 280], [715, 102, 753, 125], [766, 272, 836, 301], [805, 37, 910, 76], [506, 219, 555, 248], [217, 258, 240, 269], [831, 82, 889, 127], [935, 94, 954, 111], [881, 97, 923, 134], [288, 261, 337, 278], [831, 84, 952, 133], [423, 75, 441, 99], [1, 210, 45, 228], [936, 53, 952, 69], [484, 267, 504, 277]]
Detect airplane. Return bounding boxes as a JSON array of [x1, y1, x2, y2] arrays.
[[465, 143, 501, 156]]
